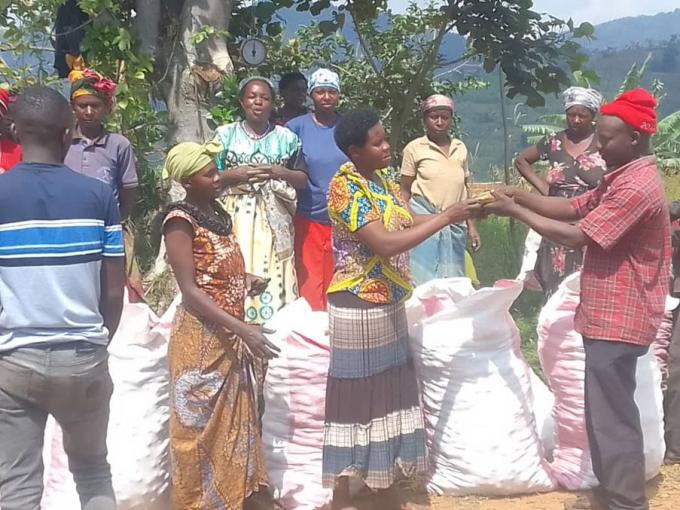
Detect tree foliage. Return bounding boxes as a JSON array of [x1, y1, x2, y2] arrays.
[[211, 4, 489, 157], [212, 1, 592, 156], [0, 0, 598, 268]]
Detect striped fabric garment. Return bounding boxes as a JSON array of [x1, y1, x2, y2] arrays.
[[322, 301, 427, 489], [0, 163, 124, 351]]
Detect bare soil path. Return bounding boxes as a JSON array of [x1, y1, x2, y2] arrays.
[[349, 464, 680, 510]]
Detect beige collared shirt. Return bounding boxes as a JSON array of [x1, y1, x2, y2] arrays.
[[400, 135, 469, 210]]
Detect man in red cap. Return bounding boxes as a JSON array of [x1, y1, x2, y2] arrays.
[[0, 87, 22, 174], [485, 88, 671, 510]]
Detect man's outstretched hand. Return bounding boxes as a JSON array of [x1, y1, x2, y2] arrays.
[[482, 190, 519, 217]]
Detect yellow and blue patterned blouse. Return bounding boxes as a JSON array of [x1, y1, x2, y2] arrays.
[[327, 162, 414, 304]]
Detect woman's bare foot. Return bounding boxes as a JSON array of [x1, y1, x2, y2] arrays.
[[244, 487, 284, 510], [375, 486, 403, 510], [332, 476, 358, 510]]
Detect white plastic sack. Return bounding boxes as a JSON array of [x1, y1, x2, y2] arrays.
[[41, 294, 179, 510], [652, 295, 679, 391], [263, 299, 332, 510], [537, 272, 665, 490], [406, 278, 556, 496], [530, 369, 556, 461], [517, 229, 543, 290]]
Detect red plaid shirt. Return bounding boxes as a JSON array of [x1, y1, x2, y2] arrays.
[[570, 156, 671, 346]]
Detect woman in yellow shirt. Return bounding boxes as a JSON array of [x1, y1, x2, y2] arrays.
[[400, 94, 480, 286]]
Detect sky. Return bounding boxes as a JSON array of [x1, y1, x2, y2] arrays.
[[390, 0, 679, 25]]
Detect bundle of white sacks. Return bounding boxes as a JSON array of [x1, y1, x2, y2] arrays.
[[39, 294, 178, 510], [32, 275, 666, 509], [537, 272, 665, 490]]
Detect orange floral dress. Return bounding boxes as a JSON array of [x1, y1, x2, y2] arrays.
[[163, 206, 267, 510]]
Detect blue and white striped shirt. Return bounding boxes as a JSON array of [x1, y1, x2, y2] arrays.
[[0, 163, 124, 351]]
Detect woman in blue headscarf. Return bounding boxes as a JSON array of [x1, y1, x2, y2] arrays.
[[286, 68, 349, 311]]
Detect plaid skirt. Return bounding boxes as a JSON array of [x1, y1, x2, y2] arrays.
[[322, 301, 427, 489]]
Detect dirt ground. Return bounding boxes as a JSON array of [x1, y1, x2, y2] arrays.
[[353, 464, 680, 510]]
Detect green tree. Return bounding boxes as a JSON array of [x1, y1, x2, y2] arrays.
[[213, 1, 592, 158], [0, 0, 595, 276]]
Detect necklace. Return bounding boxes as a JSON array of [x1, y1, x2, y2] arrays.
[[166, 201, 233, 236], [241, 120, 271, 140]]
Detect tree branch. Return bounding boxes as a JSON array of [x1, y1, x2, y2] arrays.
[[390, 4, 454, 153], [346, 6, 381, 78]]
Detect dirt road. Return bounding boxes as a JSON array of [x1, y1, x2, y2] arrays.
[[402, 464, 680, 510], [347, 464, 680, 510]]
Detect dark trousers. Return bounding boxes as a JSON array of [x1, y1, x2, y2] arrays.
[[584, 338, 649, 510], [665, 307, 680, 462]]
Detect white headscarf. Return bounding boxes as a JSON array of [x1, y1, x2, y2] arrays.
[[307, 68, 340, 94], [563, 86, 603, 113]]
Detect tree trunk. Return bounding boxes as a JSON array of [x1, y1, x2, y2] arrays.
[[388, 16, 450, 157], [145, 0, 235, 278], [155, 0, 234, 145], [135, 0, 161, 57]]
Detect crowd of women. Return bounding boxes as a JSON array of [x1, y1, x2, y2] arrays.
[[157, 65, 622, 510]]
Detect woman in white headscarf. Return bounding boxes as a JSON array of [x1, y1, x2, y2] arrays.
[[515, 86, 607, 296], [285, 68, 348, 311]]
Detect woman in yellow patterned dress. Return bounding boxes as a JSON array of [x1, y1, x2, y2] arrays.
[[324, 110, 483, 509], [162, 141, 280, 509], [214, 77, 307, 324]]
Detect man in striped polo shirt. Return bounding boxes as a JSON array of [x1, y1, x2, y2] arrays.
[[0, 86, 125, 510]]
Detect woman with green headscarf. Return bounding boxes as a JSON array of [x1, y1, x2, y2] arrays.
[[162, 141, 280, 509]]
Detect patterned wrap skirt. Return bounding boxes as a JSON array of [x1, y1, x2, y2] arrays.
[[168, 306, 268, 509], [322, 300, 427, 489]]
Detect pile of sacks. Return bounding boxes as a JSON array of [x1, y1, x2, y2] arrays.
[[261, 276, 666, 504], [30, 273, 667, 509], [262, 279, 559, 503], [39, 294, 178, 510], [537, 272, 665, 490]]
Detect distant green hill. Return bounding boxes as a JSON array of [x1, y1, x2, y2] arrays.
[[584, 9, 680, 52]]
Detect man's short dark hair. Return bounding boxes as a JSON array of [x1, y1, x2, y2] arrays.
[[279, 72, 306, 92], [334, 108, 380, 156], [14, 86, 73, 144]]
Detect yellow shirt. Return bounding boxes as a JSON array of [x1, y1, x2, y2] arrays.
[[400, 135, 469, 210]]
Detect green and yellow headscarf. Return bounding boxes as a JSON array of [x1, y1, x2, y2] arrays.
[[163, 140, 222, 183]]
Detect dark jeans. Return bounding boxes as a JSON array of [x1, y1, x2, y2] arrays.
[[0, 342, 115, 510], [665, 307, 680, 462], [584, 338, 649, 510]]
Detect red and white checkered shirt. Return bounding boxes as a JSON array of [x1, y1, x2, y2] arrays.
[[570, 156, 671, 346]]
